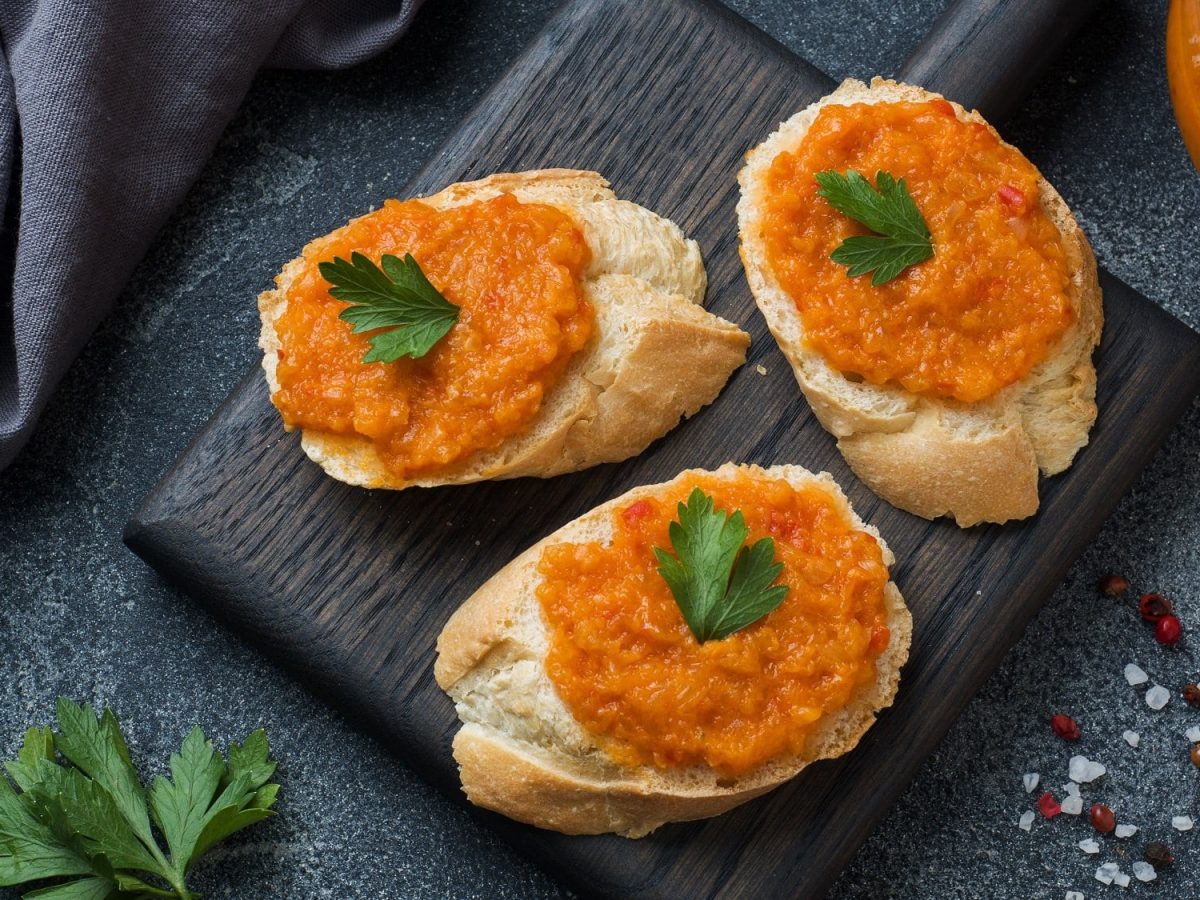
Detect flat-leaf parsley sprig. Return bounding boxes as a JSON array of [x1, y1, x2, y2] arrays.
[[815, 169, 933, 285], [319, 251, 460, 363], [654, 488, 790, 643], [0, 698, 280, 899]]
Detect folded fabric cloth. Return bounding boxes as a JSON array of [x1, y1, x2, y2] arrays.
[[0, 0, 423, 470]]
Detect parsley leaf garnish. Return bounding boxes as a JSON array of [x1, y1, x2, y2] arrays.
[[318, 252, 460, 363], [0, 698, 279, 899], [654, 488, 789, 643], [815, 169, 933, 285]]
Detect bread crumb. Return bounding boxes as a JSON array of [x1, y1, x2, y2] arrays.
[[755, 364, 767, 376]]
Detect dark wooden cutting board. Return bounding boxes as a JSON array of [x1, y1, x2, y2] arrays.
[[125, 0, 1200, 896]]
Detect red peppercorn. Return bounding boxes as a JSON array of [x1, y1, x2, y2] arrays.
[[997, 184, 1028, 214], [621, 499, 653, 525], [1038, 792, 1061, 818], [1139, 592, 1174, 622], [1098, 574, 1130, 597], [1145, 841, 1174, 866], [1051, 713, 1081, 741], [1155, 614, 1183, 645], [1089, 803, 1116, 833], [1184, 683, 1200, 708], [1191, 743, 1200, 768]]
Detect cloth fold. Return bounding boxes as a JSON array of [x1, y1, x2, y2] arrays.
[[0, 0, 424, 470]]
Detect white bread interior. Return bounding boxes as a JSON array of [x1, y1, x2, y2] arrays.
[[737, 78, 1102, 526], [434, 462, 912, 838], [259, 169, 749, 489]]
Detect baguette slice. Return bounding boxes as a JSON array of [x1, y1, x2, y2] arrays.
[[738, 79, 1103, 526], [434, 462, 912, 837], [259, 169, 749, 489]]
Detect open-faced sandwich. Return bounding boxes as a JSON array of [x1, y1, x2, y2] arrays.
[[435, 463, 911, 836], [738, 78, 1102, 526], [259, 170, 749, 489]]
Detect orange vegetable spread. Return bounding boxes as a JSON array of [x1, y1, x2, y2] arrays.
[[1167, 0, 1200, 169], [762, 100, 1074, 402], [270, 193, 593, 477], [536, 471, 891, 776]]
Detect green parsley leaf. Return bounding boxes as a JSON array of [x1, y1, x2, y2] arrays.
[[148, 727, 226, 873], [318, 251, 460, 363], [21, 877, 113, 900], [815, 169, 933, 285], [52, 700, 159, 861], [110, 872, 179, 897], [53, 766, 163, 874], [225, 730, 277, 790], [4, 727, 56, 793], [0, 776, 94, 887], [654, 488, 790, 643], [0, 700, 280, 900], [151, 727, 279, 872]]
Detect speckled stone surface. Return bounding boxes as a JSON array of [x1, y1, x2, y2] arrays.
[[1, 0, 1197, 897]]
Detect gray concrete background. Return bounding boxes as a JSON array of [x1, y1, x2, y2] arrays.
[[2, 0, 1198, 897]]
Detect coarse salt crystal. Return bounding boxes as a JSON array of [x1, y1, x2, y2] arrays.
[[1078, 837, 1101, 854], [1132, 861, 1156, 882], [1094, 862, 1119, 885], [1063, 782, 1081, 798], [1069, 755, 1107, 783], [1061, 795, 1084, 815], [1019, 810, 1035, 831], [1023, 772, 1039, 793], [1122, 730, 1140, 748], [1146, 684, 1171, 710], [1066, 893, 1085, 900], [1186, 725, 1200, 743], [1113, 872, 1130, 888], [1172, 815, 1194, 831], [1124, 663, 1148, 685], [1114, 823, 1137, 838]]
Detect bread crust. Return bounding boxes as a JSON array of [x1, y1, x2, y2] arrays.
[[434, 463, 912, 837], [259, 169, 749, 489], [737, 79, 1103, 526]]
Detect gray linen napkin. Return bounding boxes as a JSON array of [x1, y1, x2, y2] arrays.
[[0, 0, 424, 470]]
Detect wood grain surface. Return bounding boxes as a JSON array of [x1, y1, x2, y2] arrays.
[[125, 0, 1200, 896], [898, 0, 1102, 119]]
